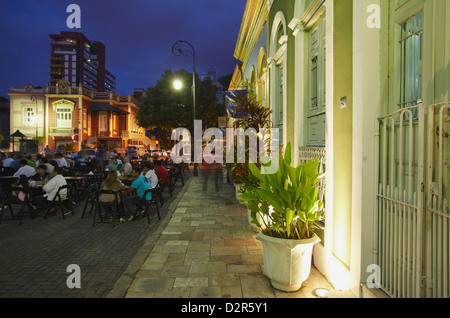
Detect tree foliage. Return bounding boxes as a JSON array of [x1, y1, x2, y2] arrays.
[[136, 68, 226, 149]]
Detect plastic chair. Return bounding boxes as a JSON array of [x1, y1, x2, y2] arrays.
[[3, 184, 34, 224], [140, 188, 160, 224], [93, 190, 122, 227], [81, 184, 98, 219], [47, 184, 74, 220]]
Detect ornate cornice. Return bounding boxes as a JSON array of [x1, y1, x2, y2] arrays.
[[234, 0, 268, 69], [300, 0, 326, 30]]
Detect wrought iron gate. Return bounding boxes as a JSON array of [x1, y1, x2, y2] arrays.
[[376, 102, 450, 298]]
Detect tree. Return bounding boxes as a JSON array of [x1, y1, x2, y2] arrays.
[[197, 77, 226, 129], [218, 73, 233, 91], [136, 68, 225, 148]]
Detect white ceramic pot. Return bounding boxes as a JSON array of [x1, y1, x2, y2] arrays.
[[256, 231, 320, 292]]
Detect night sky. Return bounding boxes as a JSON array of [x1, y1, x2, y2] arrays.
[[0, 0, 246, 98]]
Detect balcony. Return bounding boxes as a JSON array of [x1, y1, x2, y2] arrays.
[[49, 127, 73, 137]]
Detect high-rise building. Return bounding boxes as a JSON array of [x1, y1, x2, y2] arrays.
[[49, 31, 116, 93]]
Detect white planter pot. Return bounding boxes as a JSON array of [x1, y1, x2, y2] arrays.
[[256, 231, 320, 292]]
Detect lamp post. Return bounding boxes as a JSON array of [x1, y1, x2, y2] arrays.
[[172, 40, 198, 176], [30, 95, 38, 153]]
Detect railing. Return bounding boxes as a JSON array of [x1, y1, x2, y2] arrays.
[[376, 102, 450, 298], [49, 127, 74, 137], [425, 102, 450, 298], [377, 104, 424, 298], [9, 84, 137, 105], [299, 147, 326, 226]]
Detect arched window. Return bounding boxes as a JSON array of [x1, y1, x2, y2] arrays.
[[270, 11, 288, 147], [257, 47, 267, 107], [52, 99, 75, 129], [307, 13, 326, 147]]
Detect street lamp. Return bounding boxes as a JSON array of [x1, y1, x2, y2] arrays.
[[172, 40, 198, 176], [173, 79, 182, 91], [30, 95, 38, 153]]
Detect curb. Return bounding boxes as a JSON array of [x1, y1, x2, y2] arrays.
[[106, 175, 193, 298]]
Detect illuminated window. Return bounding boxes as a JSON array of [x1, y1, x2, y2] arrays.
[[56, 107, 72, 128], [23, 106, 35, 127], [99, 112, 108, 132]]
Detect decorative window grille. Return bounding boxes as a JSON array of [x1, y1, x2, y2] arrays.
[[399, 11, 423, 111]]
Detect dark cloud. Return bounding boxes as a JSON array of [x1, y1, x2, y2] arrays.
[[0, 0, 245, 97]]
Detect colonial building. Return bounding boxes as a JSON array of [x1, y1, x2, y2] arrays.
[[232, 0, 450, 298], [8, 80, 149, 152]]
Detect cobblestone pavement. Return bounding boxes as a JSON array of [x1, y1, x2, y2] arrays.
[[0, 171, 191, 298], [124, 166, 336, 298]]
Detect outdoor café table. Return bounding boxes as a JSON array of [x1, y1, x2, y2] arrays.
[[84, 172, 107, 187], [28, 181, 44, 197], [65, 176, 86, 201], [120, 177, 134, 187]]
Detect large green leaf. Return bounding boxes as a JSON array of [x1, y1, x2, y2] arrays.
[[284, 142, 292, 166], [285, 208, 295, 238], [249, 162, 264, 182], [256, 189, 284, 214]]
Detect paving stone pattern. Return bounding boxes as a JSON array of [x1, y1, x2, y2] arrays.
[[0, 173, 190, 298], [125, 168, 334, 298], [0, 167, 335, 299]]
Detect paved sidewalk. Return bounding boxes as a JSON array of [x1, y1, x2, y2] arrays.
[[0, 172, 189, 298], [122, 167, 335, 298]]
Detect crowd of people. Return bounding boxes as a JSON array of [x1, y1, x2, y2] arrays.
[[0, 147, 179, 222]]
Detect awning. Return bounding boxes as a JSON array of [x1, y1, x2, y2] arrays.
[[10, 130, 26, 138], [88, 104, 129, 114]]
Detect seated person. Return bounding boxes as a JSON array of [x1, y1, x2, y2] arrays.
[[120, 167, 152, 221], [123, 157, 132, 177], [40, 157, 54, 174], [154, 160, 169, 185], [13, 159, 36, 178], [31, 165, 49, 184], [142, 163, 158, 189], [99, 170, 125, 220], [33, 167, 67, 216], [106, 158, 119, 171], [26, 155, 35, 167], [2, 154, 15, 168], [54, 153, 68, 168], [10, 175, 30, 203]]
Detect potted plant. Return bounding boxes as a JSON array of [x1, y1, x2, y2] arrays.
[[226, 93, 273, 206], [241, 142, 324, 292]]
